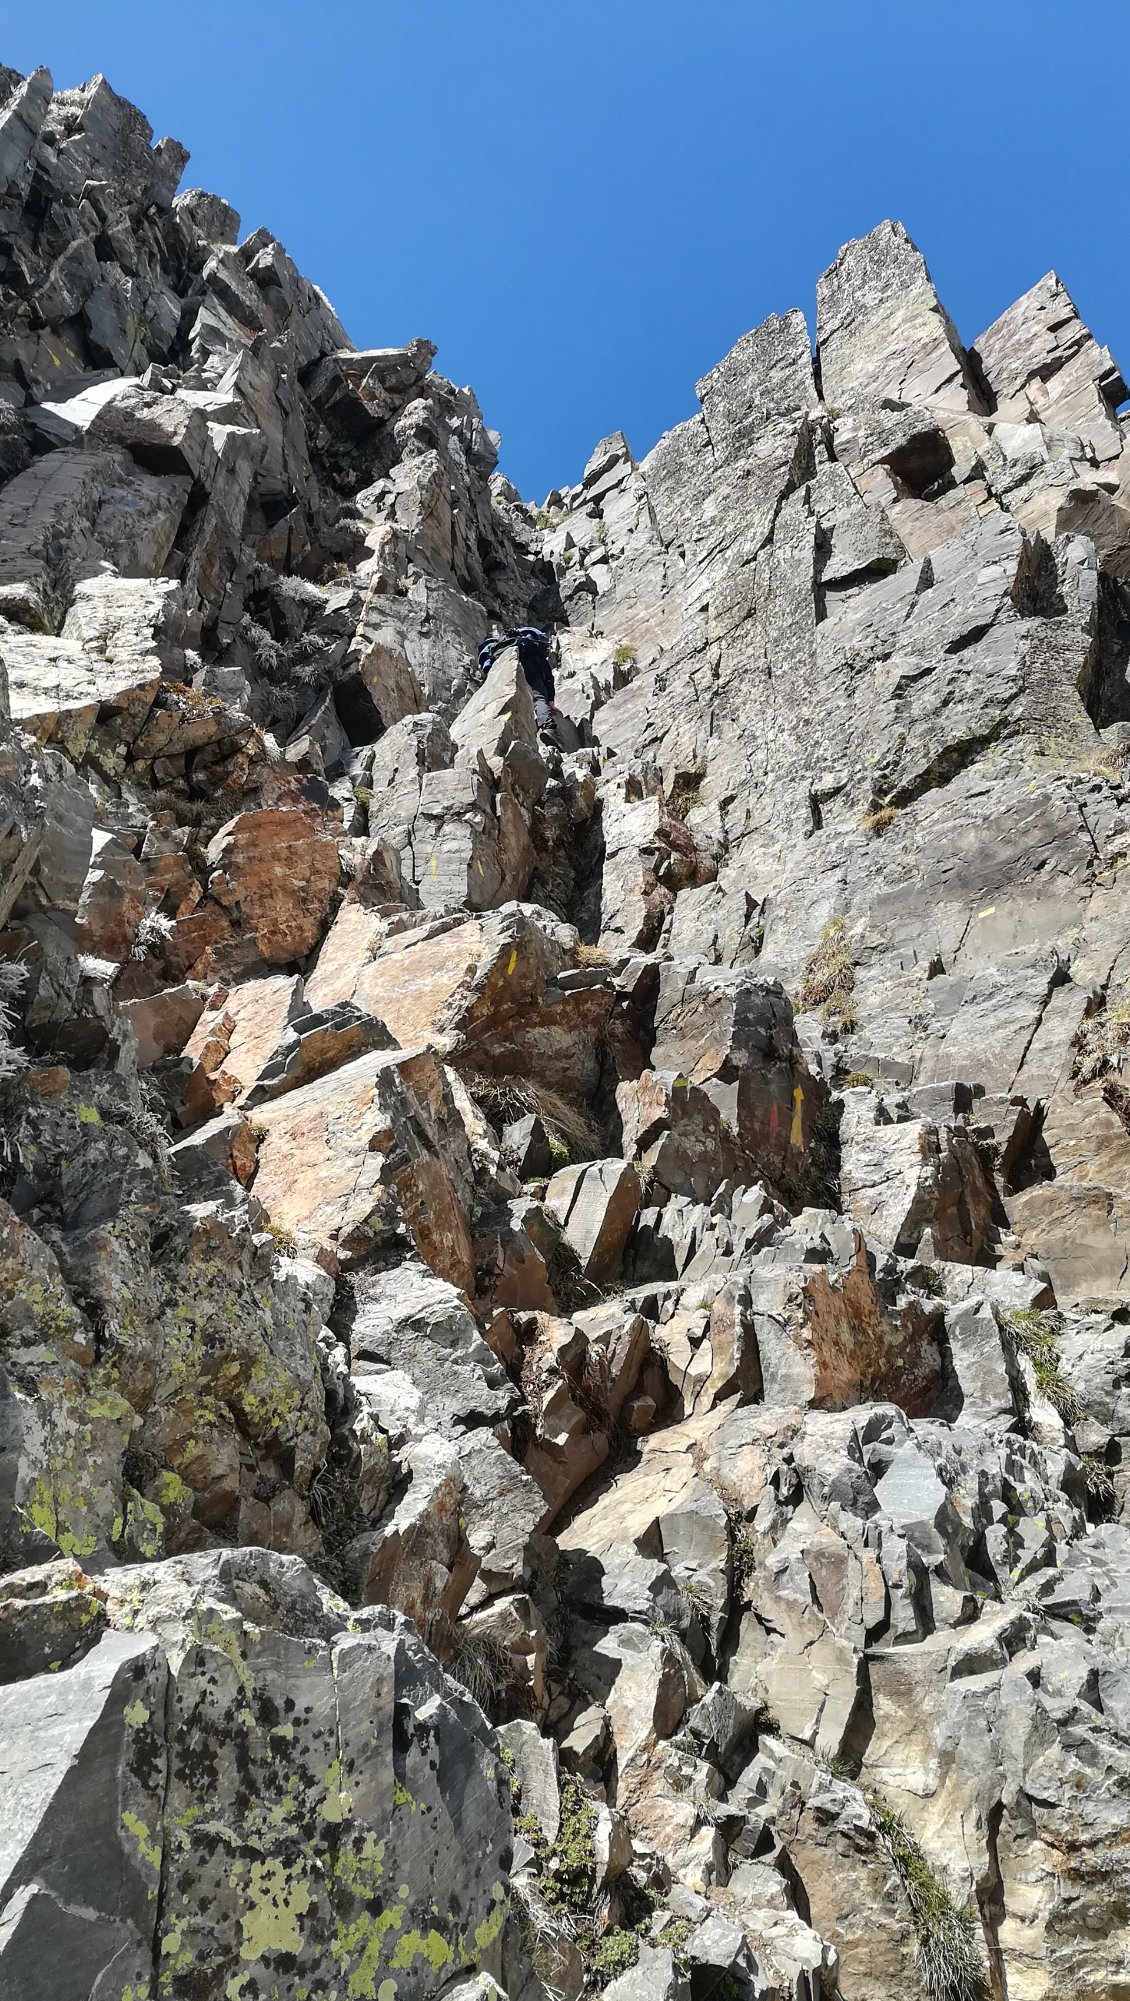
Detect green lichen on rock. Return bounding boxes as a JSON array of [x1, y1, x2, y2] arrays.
[[387, 1926, 454, 1973], [334, 1902, 406, 1999], [19, 1382, 138, 1559], [120, 1807, 162, 1880], [1, 1273, 86, 1353], [235, 1854, 315, 1961], [472, 1883, 508, 1955]]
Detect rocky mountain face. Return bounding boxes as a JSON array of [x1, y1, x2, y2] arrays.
[[2, 58, 1130, 2001]]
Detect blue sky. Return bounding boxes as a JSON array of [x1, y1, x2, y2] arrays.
[[5, 2, 1127, 499]]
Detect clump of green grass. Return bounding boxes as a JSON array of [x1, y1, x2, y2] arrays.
[[841, 1071, 875, 1089], [871, 1802, 986, 2001], [551, 1790, 597, 1899], [657, 1917, 694, 1962], [512, 1776, 665, 1990], [1081, 1452, 1116, 1511], [814, 1747, 859, 1781], [590, 1931, 640, 1983], [727, 1512, 759, 1591], [998, 1308, 1083, 1424], [795, 917, 856, 1031], [914, 1265, 946, 1299], [520, 1781, 599, 1906], [265, 1220, 298, 1258], [612, 642, 637, 668], [1074, 982, 1130, 1084]]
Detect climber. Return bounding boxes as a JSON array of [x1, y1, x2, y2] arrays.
[[476, 625, 561, 745]]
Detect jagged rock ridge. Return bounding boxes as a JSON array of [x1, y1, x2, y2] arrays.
[[1, 59, 1130, 2001]]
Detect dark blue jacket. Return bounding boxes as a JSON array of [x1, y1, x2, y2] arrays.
[[477, 628, 555, 704]]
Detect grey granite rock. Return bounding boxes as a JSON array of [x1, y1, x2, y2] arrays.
[[0, 53, 1128, 2001]]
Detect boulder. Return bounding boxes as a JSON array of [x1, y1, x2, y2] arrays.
[[177, 972, 304, 1119], [651, 966, 828, 1198], [837, 1089, 995, 1262], [545, 1157, 642, 1282], [250, 1044, 475, 1284], [73, 831, 147, 963], [0, 1626, 167, 1998], [816, 219, 983, 416], [308, 901, 614, 1099], [0, 1550, 512, 2001], [204, 810, 340, 965]]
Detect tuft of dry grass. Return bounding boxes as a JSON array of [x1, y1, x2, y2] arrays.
[[1074, 983, 1130, 1085], [463, 1072, 601, 1163], [1077, 745, 1128, 784], [860, 803, 900, 835], [795, 917, 856, 1031], [668, 764, 706, 821], [446, 1622, 516, 1717]]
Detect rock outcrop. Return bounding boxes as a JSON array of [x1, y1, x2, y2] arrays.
[[2, 57, 1130, 2001]]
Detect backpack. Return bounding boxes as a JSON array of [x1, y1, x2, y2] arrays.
[[476, 634, 512, 681], [475, 627, 554, 690], [513, 626, 551, 677]]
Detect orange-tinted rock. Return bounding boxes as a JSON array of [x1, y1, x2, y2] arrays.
[[162, 902, 238, 982], [205, 809, 340, 964], [651, 964, 829, 1197], [352, 1436, 478, 1653], [24, 1066, 70, 1099], [514, 1304, 650, 1526], [473, 1203, 556, 1313], [241, 1000, 396, 1107], [307, 901, 614, 1098], [617, 1067, 746, 1203], [169, 1109, 259, 1186], [119, 984, 208, 1067], [251, 1044, 474, 1286], [73, 831, 147, 963], [177, 973, 302, 1122], [138, 829, 202, 921]]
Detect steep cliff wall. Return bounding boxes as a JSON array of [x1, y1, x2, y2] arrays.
[[2, 62, 1130, 2001]]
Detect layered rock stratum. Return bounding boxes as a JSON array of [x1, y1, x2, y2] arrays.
[[2, 59, 1130, 2001]]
